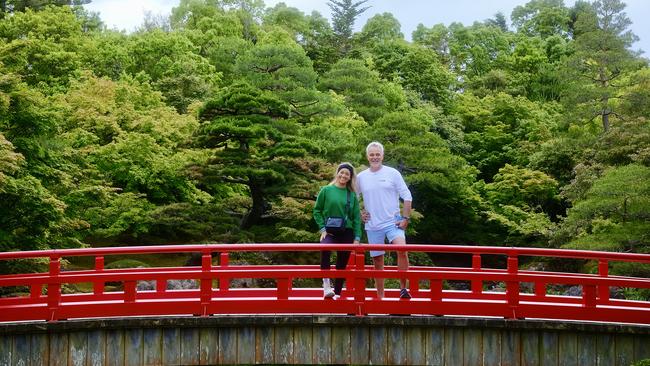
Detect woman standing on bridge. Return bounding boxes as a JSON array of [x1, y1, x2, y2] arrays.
[[313, 163, 362, 298]]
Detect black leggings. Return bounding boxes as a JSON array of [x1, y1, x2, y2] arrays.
[[320, 228, 353, 295]]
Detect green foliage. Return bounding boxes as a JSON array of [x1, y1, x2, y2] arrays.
[[358, 12, 403, 45], [563, 0, 641, 132], [511, 0, 570, 38], [481, 164, 559, 244], [195, 83, 323, 229], [318, 58, 388, 123], [0, 6, 85, 91], [555, 164, 650, 252], [105, 259, 150, 270], [457, 92, 560, 181]]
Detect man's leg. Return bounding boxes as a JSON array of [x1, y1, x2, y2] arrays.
[[372, 254, 385, 298], [391, 236, 409, 289], [367, 230, 386, 298]]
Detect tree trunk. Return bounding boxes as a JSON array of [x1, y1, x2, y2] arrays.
[[602, 111, 610, 132], [240, 182, 265, 229]]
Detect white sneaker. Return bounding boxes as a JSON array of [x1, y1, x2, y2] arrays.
[[323, 288, 335, 298]]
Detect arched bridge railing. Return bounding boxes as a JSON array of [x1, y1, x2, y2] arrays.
[[0, 244, 649, 324]]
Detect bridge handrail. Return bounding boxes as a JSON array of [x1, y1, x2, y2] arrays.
[[0, 243, 649, 324], [1, 243, 650, 262]]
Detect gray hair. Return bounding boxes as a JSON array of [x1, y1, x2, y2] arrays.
[[366, 141, 384, 155]]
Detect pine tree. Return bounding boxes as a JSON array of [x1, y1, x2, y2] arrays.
[[327, 0, 370, 56]]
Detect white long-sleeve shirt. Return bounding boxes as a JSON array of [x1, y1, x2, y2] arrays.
[[357, 165, 412, 231]]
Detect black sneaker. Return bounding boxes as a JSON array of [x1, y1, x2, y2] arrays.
[[399, 288, 411, 299]]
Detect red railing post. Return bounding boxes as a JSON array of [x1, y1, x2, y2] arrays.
[[30, 284, 41, 299], [156, 276, 167, 293], [219, 252, 229, 292], [430, 277, 443, 316], [354, 248, 366, 315], [583, 284, 597, 308], [277, 278, 289, 300], [598, 259, 609, 303], [346, 252, 355, 292], [94, 256, 104, 295], [430, 279, 442, 302], [47, 255, 61, 322], [535, 281, 546, 298], [200, 250, 212, 316], [506, 254, 519, 319], [125, 281, 136, 303], [472, 254, 482, 294]]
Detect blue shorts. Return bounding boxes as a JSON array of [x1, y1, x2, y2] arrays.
[[367, 225, 405, 257]]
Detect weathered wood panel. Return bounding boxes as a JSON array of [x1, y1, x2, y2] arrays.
[[464, 328, 482, 366], [577, 333, 597, 366], [502, 330, 520, 366], [312, 325, 331, 364], [444, 327, 463, 366], [274, 326, 293, 364], [0, 335, 12, 366], [483, 329, 501, 366], [199, 327, 218, 365], [541, 331, 558, 366], [87, 330, 105, 366], [12, 334, 30, 366], [596, 334, 615, 366], [331, 325, 351, 365], [350, 326, 369, 365], [558, 332, 577, 366], [50, 333, 69, 366], [369, 325, 388, 365], [162, 328, 180, 366], [255, 326, 274, 364], [180, 328, 200, 365], [405, 326, 425, 366], [634, 335, 650, 362], [425, 327, 444, 366], [124, 329, 142, 366], [31, 333, 50, 366], [0, 316, 648, 366], [387, 326, 406, 365], [237, 327, 255, 365], [142, 328, 162, 366], [614, 334, 634, 366], [69, 331, 87, 366], [218, 327, 237, 365]]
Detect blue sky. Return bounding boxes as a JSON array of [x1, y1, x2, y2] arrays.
[[85, 0, 649, 56]]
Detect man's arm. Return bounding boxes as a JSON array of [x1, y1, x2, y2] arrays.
[[398, 200, 412, 229]]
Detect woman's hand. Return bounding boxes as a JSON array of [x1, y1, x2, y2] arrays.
[[361, 210, 370, 223], [320, 231, 328, 241]]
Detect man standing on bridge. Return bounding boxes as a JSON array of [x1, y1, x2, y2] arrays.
[[357, 141, 413, 299]]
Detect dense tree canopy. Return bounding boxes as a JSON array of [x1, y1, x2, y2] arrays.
[[1, 0, 649, 278]]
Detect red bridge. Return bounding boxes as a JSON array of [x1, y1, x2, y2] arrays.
[[1, 244, 649, 325]]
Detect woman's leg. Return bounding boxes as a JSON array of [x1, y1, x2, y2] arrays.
[[333, 230, 354, 295], [333, 250, 351, 295], [320, 234, 335, 297]]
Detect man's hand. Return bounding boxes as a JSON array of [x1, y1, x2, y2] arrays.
[[361, 209, 370, 223], [353, 239, 360, 245], [397, 218, 409, 230]]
